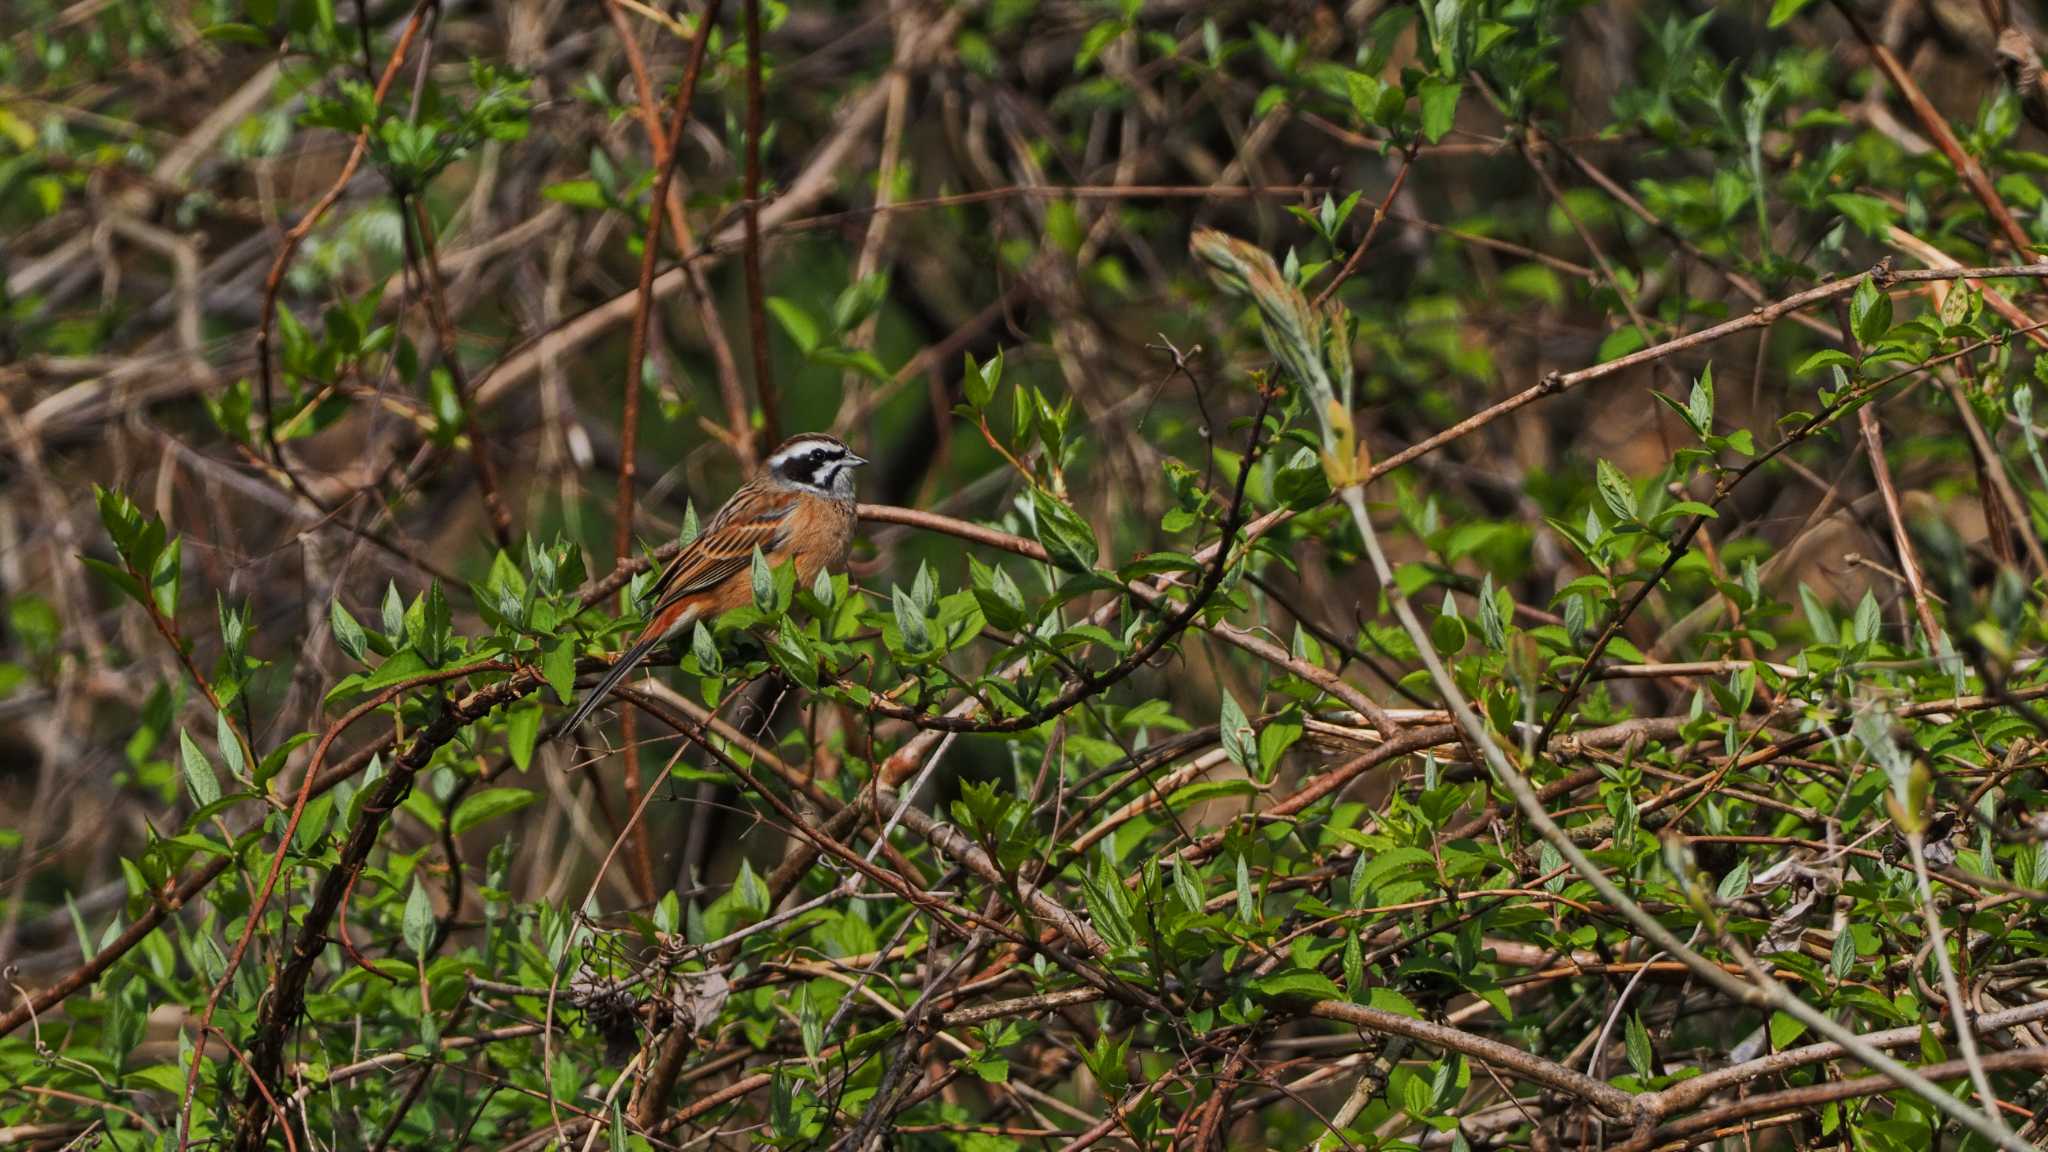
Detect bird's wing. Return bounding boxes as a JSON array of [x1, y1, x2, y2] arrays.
[[645, 486, 794, 614]]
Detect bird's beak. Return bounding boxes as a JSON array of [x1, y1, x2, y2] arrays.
[[848, 454, 870, 468]]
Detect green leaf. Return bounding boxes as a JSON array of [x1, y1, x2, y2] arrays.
[[402, 878, 434, 957], [1394, 1067, 1432, 1117], [1029, 487, 1099, 573], [1597, 326, 1646, 363], [541, 179, 607, 209], [257, 731, 313, 787], [891, 586, 931, 653], [150, 536, 182, 619], [1368, 986, 1422, 1018], [1250, 970, 1343, 1002], [830, 273, 890, 332], [1257, 714, 1302, 778], [1850, 277, 1891, 347], [381, 581, 405, 640], [544, 636, 578, 706], [1595, 459, 1637, 522], [201, 22, 271, 44], [1345, 70, 1383, 125], [1831, 927, 1856, 979], [958, 1051, 1010, 1083], [972, 560, 1028, 631], [1688, 363, 1715, 432], [751, 547, 774, 613], [345, 647, 428, 697], [1431, 595, 1468, 656], [419, 581, 451, 666], [216, 711, 245, 782], [1624, 1013, 1653, 1077], [963, 352, 997, 408], [1476, 574, 1506, 651], [1163, 779, 1257, 811], [766, 297, 820, 354], [178, 729, 220, 808], [1799, 583, 1839, 645], [506, 702, 541, 771], [1767, 0, 1815, 26], [1826, 192, 1895, 238], [691, 623, 720, 675], [1853, 590, 1881, 646], [331, 598, 367, 663], [1716, 858, 1752, 901], [1417, 76, 1461, 143], [451, 787, 538, 836], [1219, 692, 1256, 772], [1769, 1010, 1807, 1050], [1172, 857, 1205, 914], [766, 628, 820, 690], [81, 556, 144, 607], [733, 858, 770, 920]]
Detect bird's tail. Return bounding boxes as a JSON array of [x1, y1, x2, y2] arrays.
[[561, 630, 665, 735]]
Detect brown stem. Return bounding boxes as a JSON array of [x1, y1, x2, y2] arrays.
[[1534, 317, 2048, 750], [1838, 296, 1944, 650], [1310, 149, 1415, 308], [1626, 1050, 2048, 1151], [602, 0, 755, 470], [742, 0, 779, 446], [1856, 406, 1944, 648], [255, 2, 429, 479], [1832, 0, 2036, 258], [405, 194, 514, 549], [605, 0, 725, 905], [178, 655, 506, 1149], [0, 731, 397, 1040], [225, 668, 544, 1151]]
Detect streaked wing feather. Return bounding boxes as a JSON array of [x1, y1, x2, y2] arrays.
[[647, 489, 793, 612]]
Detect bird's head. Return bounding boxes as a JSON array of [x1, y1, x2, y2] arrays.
[[766, 433, 867, 501]]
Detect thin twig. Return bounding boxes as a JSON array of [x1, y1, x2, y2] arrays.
[[741, 0, 778, 446]]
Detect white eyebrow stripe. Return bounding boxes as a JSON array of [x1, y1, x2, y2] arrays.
[[771, 441, 840, 468]]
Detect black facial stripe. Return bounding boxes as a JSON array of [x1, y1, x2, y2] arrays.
[[774, 442, 846, 488]]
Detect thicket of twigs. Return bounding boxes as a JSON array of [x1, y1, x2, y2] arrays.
[[8, 0, 2048, 1148]]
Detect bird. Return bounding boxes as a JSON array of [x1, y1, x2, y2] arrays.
[[563, 432, 867, 733]]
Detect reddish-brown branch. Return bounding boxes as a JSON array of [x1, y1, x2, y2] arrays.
[[1627, 1050, 2048, 1151], [203, 1026, 302, 1152], [1838, 298, 1945, 649], [119, 548, 256, 779], [604, 0, 725, 905], [1856, 406, 1944, 648], [405, 195, 514, 548], [741, 0, 779, 446], [178, 659, 512, 1150], [1533, 317, 2047, 749], [0, 732, 398, 1040], [255, 2, 429, 471], [1366, 263, 2048, 491], [1312, 999, 1635, 1117], [227, 665, 546, 1152], [602, 0, 755, 470], [1310, 149, 1415, 308], [1833, 0, 2036, 258]]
